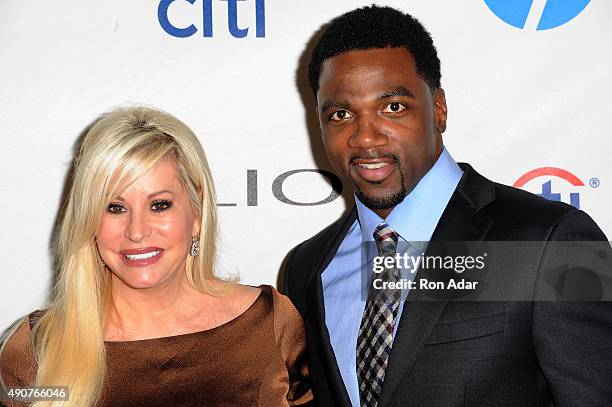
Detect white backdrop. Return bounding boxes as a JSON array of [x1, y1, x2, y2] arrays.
[[1, 0, 610, 330]]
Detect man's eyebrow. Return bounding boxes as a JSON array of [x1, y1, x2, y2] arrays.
[[378, 87, 416, 100], [318, 88, 415, 112], [319, 98, 350, 113], [115, 190, 175, 201]]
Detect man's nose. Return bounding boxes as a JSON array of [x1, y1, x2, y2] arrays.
[[348, 115, 388, 150], [124, 211, 151, 242]]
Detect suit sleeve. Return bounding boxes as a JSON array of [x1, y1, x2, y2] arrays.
[[533, 209, 612, 406]]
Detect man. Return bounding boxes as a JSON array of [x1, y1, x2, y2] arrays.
[[284, 5, 612, 407]]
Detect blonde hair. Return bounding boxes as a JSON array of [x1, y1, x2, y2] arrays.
[[2, 106, 221, 406]]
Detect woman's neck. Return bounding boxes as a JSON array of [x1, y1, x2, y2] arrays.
[[105, 274, 205, 341]]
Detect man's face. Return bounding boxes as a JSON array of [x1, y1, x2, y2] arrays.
[[317, 47, 447, 218]]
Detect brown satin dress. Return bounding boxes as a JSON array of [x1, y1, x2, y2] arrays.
[[0, 285, 312, 406]]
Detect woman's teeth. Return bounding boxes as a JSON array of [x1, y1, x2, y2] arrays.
[[125, 250, 161, 260]]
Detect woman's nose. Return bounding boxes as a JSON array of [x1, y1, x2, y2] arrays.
[[124, 211, 151, 242]]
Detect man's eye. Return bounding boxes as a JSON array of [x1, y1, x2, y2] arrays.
[[383, 102, 407, 113], [151, 199, 173, 212], [330, 110, 353, 121], [107, 203, 126, 214]]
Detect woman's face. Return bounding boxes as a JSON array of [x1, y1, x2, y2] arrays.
[[96, 158, 200, 290]]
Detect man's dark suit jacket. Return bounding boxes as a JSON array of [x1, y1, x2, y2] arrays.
[[284, 163, 612, 407]]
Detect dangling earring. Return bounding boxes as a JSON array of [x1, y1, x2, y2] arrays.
[[190, 235, 200, 256]]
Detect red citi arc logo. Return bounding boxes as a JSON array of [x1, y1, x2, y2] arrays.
[[513, 167, 598, 209]]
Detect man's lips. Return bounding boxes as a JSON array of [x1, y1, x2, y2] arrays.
[[351, 158, 396, 183], [119, 247, 164, 267]]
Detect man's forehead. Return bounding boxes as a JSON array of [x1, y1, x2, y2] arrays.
[[318, 48, 418, 87], [320, 47, 415, 72], [317, 53, 424, 108]]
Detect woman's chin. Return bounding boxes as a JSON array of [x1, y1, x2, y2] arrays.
[[113, 271, 166, 290]]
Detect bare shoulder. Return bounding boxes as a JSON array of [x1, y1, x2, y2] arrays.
[[203, 280, 262, 318], [229, 283, 262, 309], [225, 284, 301, 320]]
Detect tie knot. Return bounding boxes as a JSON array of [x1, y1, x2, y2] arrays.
[[373, 222, 399, 254]]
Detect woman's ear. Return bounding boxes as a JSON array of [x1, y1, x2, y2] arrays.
[[192, 218, 201, 237], [191, 189, 203, 237]]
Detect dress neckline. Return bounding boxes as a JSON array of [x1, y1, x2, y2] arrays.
[[104, 285, 266, 346]]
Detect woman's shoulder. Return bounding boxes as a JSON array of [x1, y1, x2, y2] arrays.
[[1, 313, 38, 360], [203, 283, 303, 335], [220, 284, 303, 330], [214, 283, 263, 317], [233, 283, 263, 305], [262, 286, 313, 405], [266, 286, 301, 319], [0, 314, 39, 388], [262, 286, 306, 345]]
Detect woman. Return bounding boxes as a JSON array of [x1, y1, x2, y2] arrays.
[[0, 106, 312, 406]]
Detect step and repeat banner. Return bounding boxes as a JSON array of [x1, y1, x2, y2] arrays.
[[1, 0, 610, 329]]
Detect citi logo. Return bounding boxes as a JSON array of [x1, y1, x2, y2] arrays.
[[513, 167, 600, 209], [484, 0, 590, 30], [158, 0, 265, 38]]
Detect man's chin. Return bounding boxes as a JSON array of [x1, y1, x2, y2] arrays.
[[355, 188, 407, 211]]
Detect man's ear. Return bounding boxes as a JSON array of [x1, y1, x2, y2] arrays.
[[434, 88, 448, 133]]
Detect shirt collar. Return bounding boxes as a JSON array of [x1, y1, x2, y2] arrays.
[[356, 147, 463, 243]]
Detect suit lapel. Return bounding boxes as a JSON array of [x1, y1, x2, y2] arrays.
[[378, 163, 495, 407], [305, 207, 357, 406]]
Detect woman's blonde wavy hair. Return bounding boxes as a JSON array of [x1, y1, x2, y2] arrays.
[[1, 106, 221, 406]]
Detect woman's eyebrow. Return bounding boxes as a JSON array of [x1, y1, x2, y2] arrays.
[[115, 190, 175, 201]]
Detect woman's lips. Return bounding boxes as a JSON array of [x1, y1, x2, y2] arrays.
[[119, 247, 164, 267], [352, 160, 396, 182]]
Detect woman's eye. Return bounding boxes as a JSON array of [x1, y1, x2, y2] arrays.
[[330, 110, 353, 121], [151, 199, 173, 212], [107, 203, 126, 214], [383, 102, 407, 113]]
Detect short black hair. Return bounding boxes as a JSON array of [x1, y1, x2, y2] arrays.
[[308, 5, 441, 96]]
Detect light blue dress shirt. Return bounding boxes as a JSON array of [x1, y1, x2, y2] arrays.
[[321, 148, 463, 406]]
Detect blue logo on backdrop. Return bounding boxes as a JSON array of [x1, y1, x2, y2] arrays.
[[484, 0, 590, 30], [158, 0, 265, 38]]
